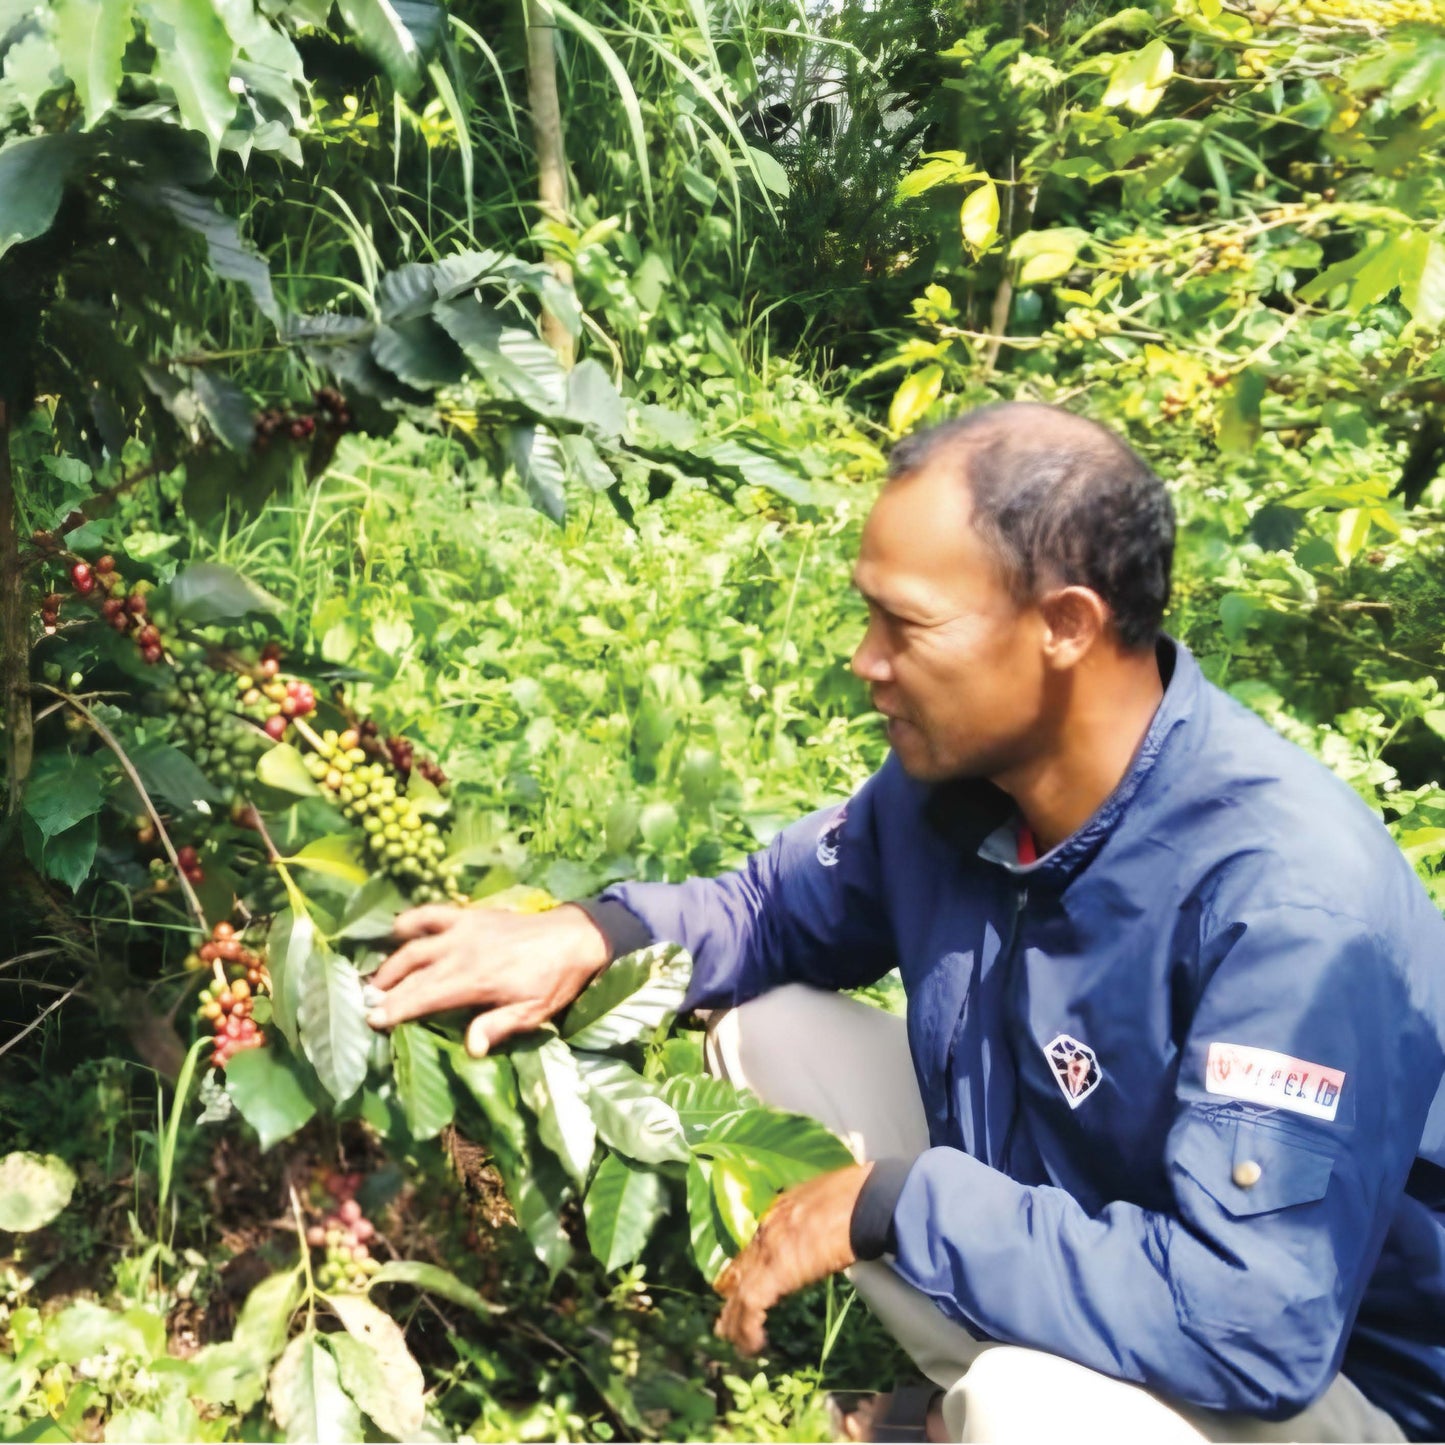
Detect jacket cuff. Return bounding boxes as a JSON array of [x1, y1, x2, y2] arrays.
[[572, 896, 656, 963], [850, 1157, 912, 1260]]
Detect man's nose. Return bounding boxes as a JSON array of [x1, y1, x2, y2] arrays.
[[851, 626, 891, 683]]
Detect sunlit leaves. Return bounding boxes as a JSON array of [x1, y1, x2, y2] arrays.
[[270, 1332, 360, 1445], [1009, 228, 1087, 286], [141, 0, 237, 159], [1101, 38, 1174, 116], [888, 365, 942, 434], [960, 179, 1000, 255], [324, 1294, 426, 1441], [223, 1046, 317, 1151], [51, 0, 133, 125], [0, 1153, 76, 1232], [390, 1023, 455, 1140], [512, 1032, 596, 1186], [296, 938, 370, 1104]]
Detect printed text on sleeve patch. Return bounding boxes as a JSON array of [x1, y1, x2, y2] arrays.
[[1205, 1042, 1345, 1121]]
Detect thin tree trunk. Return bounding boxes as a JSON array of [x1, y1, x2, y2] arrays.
[[524, 0, 575, 368], [0, 401, 33, 813]]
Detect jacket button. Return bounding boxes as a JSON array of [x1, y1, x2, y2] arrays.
[[1232, 1159, 1263, 1189]]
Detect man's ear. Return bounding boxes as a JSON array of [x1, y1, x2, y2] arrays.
[[1038, 585, 1108, 669]]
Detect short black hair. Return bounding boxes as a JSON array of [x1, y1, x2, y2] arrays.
[[886, 403, 1175, 650]]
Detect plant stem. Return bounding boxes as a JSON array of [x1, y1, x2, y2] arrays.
[[0, 401, 34, 812]]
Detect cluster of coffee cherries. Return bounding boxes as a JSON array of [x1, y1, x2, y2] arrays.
[[252, 387, 355, 453], [302, 727, 458, 903], [41, 556, 163, 663], [235, 644, 317, 741], [164, 657, 265, 797], [191, 922, 270, 1069], [356, 719, 448, 790], [305, 1174, 380, 1292]]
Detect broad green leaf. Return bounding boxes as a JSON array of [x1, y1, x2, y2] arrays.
[[512, 1032, 597, 1186], [509, 424, 568, 523], [888, 365, 942, 435], [960, 180, 1000, 254], [711, 1155, 768, 1250], [256, 744, 322, 798], [566, 359, 626, 438], [391, 1023, 455, 1140], [224, 1047, 316, 1151], [447, 1048, 528, 1156], [22, 752, 105, 839], [367, 1260, 503, 1316], [1102, 38, 1174, 115], [335, 876, 406, 940], [131, 742, 218, 811], [265, 908, 311, 1049], [454, 1036, 574, 1269], [574, 1053, 688, 1165], [434, 297, 568, 414], [659, 1075, 750, 1143], [30, 814, 97, 892], [190, 367, 255, 451], [686, 436, 813, 506], [693, 1108, 854, 1191], [168, 561, 284, 624], [231, 1268, 303, 1364], [747, 145, 790, 198], [896, 152, 974, 200], [143, 0, 237, 159], [151, 186, 280, 324], [561, 433, 616, 492], [1010, 228, 1087, 286], [1401, 234, 1445, 329], [686, 1156, 731, 1283], [560, 946, 690, 1051], [584, 1153, 669, 1271], [336, 0, 440, 93], [297, 939, 370, 1103], [1336, 507, 1372, 566], [284, 834, 368, 885], [0, 1153, 76, 1231], [269, 1331, 360, 1445], [371, 315, 467, 389], [323, 1295, 425, 1441]]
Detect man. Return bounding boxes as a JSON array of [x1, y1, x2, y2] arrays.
[[365, 404, 1445, 1442]]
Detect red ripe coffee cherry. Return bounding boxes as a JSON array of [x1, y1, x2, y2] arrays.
[[95, 555, 116, 574], [142, 644, 163, 664], [176, 845, 198, 870], [127, 592, 146, 616], [259, 657, 280, 680], [137, 624, 160, 648], [264, 714, 288, 741], [101, 597, 124, 620], [111, 613, 130, 633], [70, 562, 94, 594]]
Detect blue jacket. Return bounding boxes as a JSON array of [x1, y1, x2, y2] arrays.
[[604, 640, 1445, 1438]]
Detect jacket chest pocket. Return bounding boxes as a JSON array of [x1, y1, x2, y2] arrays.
[[1173, 1111, 1334, 1217]]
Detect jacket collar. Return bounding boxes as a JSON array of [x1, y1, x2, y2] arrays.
[[924, 637, 1199, 889]]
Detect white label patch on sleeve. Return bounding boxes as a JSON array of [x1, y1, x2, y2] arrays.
[[1205, 1042, 1346, 1121]]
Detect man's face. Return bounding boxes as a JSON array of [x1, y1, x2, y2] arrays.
[[851, 462, 1050, 783]]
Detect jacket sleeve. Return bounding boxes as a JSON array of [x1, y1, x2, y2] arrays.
[[887, 902, 1443, 1418], [598, 764, 899, 1014]]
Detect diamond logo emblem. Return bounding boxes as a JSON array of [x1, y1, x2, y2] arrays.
[[1044, 1033, 1102, 1110]]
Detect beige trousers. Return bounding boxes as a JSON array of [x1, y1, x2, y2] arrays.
[[704, 984, 1405, 1445]]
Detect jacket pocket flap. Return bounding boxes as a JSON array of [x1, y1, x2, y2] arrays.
[[1174, 1114, 1334, 1218]]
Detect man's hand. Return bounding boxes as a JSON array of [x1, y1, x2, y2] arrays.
[[365, 903, 611, 1057], [714, 1162, 874, 1355]]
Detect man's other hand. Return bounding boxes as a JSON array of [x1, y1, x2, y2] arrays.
[[365, 903, 611, 1057], [714, 1162, 874, 1355]]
